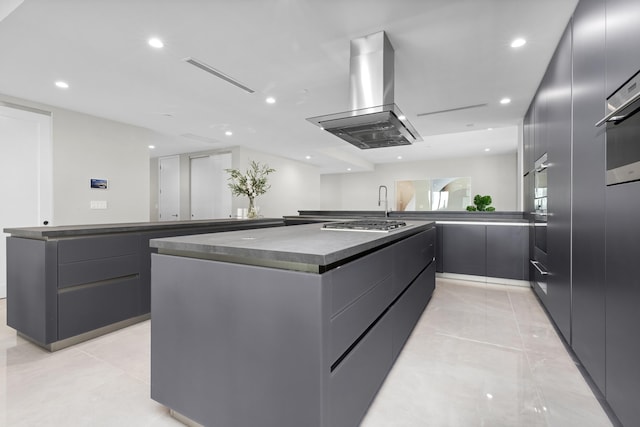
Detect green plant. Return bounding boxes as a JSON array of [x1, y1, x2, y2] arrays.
[[225, 160, 275, 217], [466, 194, 496, 212]]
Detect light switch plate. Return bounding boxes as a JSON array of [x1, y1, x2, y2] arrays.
[[90, 201, 108, 209]]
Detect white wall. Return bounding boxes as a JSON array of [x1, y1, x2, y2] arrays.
[[150, 146, 321, 219], [320, 153, 518, 212], [1, 94, 153, 226]]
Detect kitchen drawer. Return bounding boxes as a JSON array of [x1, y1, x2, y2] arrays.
[[329, 310, 393, 427], [330, 275, 392, 364], [58, 234, 139, 263], [393, 227, 435, 298], [330, 245, 392, 316], [58, 275, 141, 340], [58, 254, 140, 289], [391, 261, 435, 360]]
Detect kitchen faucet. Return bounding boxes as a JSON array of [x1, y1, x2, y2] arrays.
[[378, 185, 389, 217]]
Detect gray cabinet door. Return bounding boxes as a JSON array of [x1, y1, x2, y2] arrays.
[[571, 0, 607, 393], [545, 22, 573, 343], [441, 224, 486, 276], [605, 182, 640, 427], [486, 226, 528, 280], [605, 0, 640, 95]]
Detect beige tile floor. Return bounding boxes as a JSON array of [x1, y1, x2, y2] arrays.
[[0, 278, 612, 427]]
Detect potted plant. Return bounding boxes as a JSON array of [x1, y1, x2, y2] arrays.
[[466, 194, 496, 212], [225, 160, 275, 218]]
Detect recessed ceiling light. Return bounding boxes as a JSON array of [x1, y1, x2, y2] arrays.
[[148, 37, 164, 48], [148, 145, 156, 149], [398, 115, 406, 120], [266, 97, 276, 104], [487, 127, 493, 131], [485, 148, 491, 152], [225, 131, 233, 136], [55, 81, 69, 89], [500, 98, 511, 105], [397, 155, 403, 160], [305, 155, 312, 160], [511, 38, 527, 48], [347, 168, 352, 171]]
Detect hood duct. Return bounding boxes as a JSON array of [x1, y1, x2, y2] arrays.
[[307, 31, 421, 149]]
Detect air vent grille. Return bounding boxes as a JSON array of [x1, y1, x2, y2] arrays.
[[180, 133, 221, 144], [417, 103, 488, 117], [183, 57, 255, 94]]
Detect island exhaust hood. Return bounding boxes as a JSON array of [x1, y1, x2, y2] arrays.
[[307, 31, 422, 149]]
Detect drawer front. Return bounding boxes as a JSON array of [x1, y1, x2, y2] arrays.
[[58, 234, 139, 263], [329, 311, 393, 427], [58, 276, 141, 340], [330, 245, 392, 316], [393, 227, 435, 297], [391, 261, 435, 360], [58, 254, 139, 289], [330, 275, 392, 364]]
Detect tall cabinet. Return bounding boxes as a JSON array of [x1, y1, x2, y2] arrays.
[[523, 22, 572, 343], [523, 0, 640, 425], [603, 0, 640, 426]]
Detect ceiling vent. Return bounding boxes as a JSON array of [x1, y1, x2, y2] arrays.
[[417, 103, 488, 117], [183, 57, 255, 94]]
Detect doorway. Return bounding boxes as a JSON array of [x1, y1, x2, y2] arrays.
[[0, 103, 53, 298], [158, 156, 180, 221], [190, 153, 232, 219]]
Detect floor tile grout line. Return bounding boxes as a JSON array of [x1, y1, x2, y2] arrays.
[[434, 331, 524, 352]]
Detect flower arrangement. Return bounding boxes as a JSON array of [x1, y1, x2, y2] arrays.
[[225, 160, 276, 218]]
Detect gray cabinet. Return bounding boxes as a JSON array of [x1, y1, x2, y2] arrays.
[[5, 220, 284, 349], [441, 224, 486, 276], [544, 22, 573, 343], [486, 225, 528, 280], [571, 0, 607, 393], [605, 0, 640, 95], [605, 183, 640, 427], [151, 226, 436, 427], [438, 223, 529, 281]]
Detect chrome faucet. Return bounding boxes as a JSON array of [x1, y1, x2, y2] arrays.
[[378, 185, 389, 217]]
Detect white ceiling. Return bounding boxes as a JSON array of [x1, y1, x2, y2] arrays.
[[0, 0, 578, 174]]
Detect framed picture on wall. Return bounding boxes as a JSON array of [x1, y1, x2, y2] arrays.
[[90, 178, 108, 189]]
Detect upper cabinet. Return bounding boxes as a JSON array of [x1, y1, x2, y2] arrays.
[[605, 0, 640, 95]]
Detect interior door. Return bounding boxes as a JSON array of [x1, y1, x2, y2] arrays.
[[158, 156, 180, 221], [190, 153, 232, 220], [0, 103, 53, 298]]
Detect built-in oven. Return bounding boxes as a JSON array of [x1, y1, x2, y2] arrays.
[[596, 68, 640, 185], [530, 154, 549, 294]]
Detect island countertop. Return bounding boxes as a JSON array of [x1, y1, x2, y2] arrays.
[[150, 220, 435, 269]]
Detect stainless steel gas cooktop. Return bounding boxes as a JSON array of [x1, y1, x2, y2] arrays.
[[321, 220, 407, 233]]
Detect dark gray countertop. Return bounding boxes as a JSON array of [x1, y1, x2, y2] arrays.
[[151, 220, 435, 268], [293, 210, 528, 223], [4, 218, 284, 239]]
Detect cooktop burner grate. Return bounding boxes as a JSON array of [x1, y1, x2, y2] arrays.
[[322, 220, 407, 232]]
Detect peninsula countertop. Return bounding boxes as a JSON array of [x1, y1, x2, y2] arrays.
[[150, 220, 435, 268], [3, 218, 284, 239]]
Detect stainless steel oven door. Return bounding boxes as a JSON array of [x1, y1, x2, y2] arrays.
[[596, 68, 640, 185]]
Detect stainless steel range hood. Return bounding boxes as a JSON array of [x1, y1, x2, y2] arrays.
[[307, 31, 421, 149]]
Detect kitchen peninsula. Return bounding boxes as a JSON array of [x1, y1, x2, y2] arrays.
[[3, 218, 283, 350], [149, 220, 436, 427]]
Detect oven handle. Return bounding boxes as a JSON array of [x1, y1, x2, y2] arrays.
[[530, 260, 549, 276], [595, 90, 640, 127]]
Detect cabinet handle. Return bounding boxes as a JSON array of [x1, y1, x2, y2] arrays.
[[595, 90, 640, 127], [530, 260, 549, 275]]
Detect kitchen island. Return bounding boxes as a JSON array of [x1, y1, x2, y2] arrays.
[[150, 220, 436, 427], [4, 218, 283, 350]]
